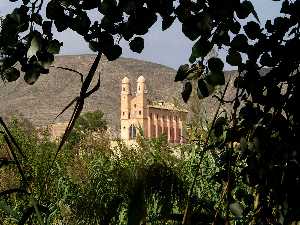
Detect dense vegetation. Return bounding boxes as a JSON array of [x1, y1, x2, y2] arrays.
[[0, 0, 299, 224], [1, 115, 221, 225]]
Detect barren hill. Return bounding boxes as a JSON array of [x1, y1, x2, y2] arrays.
[[0, 55, 184, 134], [0, 55, 237, 136]]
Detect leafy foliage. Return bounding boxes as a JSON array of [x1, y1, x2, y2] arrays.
[[1, 0, 300, 224]]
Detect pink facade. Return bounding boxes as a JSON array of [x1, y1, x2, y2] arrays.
[[121, 76, 188, 144]]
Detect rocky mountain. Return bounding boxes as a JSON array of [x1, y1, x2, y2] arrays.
[[0, 54, 236, 136]]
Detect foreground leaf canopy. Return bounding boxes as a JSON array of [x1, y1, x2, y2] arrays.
[[0, 0, 300, 224]]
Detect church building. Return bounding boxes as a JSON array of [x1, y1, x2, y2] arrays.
[[120, 76, 188, 144]]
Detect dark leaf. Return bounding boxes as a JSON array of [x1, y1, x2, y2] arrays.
[[99, 0, 117, 15], [4, 67, 20, 82], [127, 182, 146, 225], [213, 117, 227, 137], [175, 64, 189, 82], [47, 40, 62, 54], [260, 52, 274, 67], [208, 57, 224, 72], [189, 55, 196, 64], [230, 34, 248, 51], [265, 20, 273, 32], [236, 0, 259, 22], [104, 45, 122, 61], [42, 21, 52, 35], [46, 0, 64, 20], [192, 38, 213, 59], [182, 23, 200, 41], [197, 79, 211, 99], [162, 15, 176, 31], [244, 21, 261, 40], [230, 21, 241, 34], [226, 50, 242, 66], [54, 17, 70, 32], [206, 71, 225, 86], [18, 207, 34, 225], [31, 13, 42, 25], [0, 188, 26, 197], [89, 41, 99, 52], [81, 0, 98, 10], [71, 12, 91, 35], [181, 82, 192, 103], [129, 37, 144, 53], [280, 0, 290, 14]]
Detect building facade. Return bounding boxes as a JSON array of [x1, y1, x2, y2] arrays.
[[120, 76, 188, 143]]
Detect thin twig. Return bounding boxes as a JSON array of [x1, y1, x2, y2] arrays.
[[38, 52, 102, 201], [50, 66, 84, 83], [0, 117, 27, 160], [182, 79, 231, 225]]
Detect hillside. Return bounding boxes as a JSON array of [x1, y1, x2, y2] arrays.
[[0, 55, 236, 136]]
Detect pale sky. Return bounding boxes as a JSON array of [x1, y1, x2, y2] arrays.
[[0, 1, 281, 70]]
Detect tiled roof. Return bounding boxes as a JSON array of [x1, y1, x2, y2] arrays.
[[148, 100, 188, 113]]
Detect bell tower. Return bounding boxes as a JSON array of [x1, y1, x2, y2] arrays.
[[121, 76, 131, 139], [135, 75, 148, 137]]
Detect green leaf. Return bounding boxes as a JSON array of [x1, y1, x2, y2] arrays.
[[192, 38, 213, 59], [27, 32, 42, 58], [175, 64, 189, 82], [229, 202, 243, 217], [129, 37, 144, 53], [0, 200, 19, 220], [226, 50, 242, 66], [47, 39, 62, 54], [206, 71, 225, 86], [4, 67, 20, 82], [181, 82, 192, 103], [208, 57, 224, 72]]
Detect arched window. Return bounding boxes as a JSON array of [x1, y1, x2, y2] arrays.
[[123, 87, 125, 91], [129, 124, 137, 140]]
